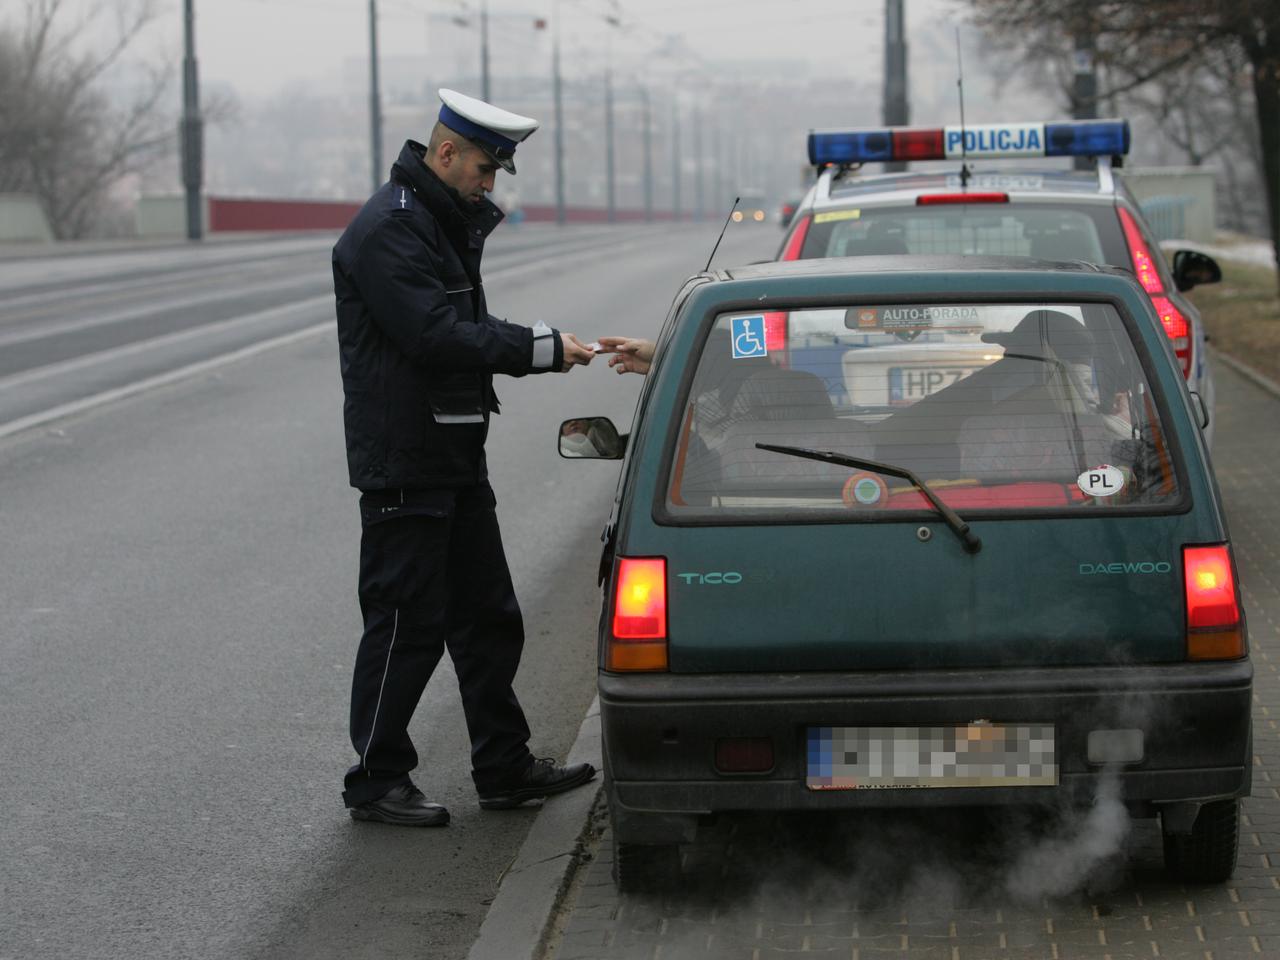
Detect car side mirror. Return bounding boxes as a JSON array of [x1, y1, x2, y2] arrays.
[[558, 416, 626, 460], [1172, 250, 1222, 292], [1189, 390, 1210, 430]]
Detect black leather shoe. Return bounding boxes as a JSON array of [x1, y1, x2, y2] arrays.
[[478, 758, 597, 810], [349, 783, 450, 827]]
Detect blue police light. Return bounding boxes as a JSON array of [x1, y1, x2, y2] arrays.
[[1044, 120, 1130, 157], [808, 129, 894, 166]]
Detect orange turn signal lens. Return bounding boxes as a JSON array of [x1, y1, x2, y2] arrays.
[[1187, 629, 1245, 661], [606, 640, 668, 672]]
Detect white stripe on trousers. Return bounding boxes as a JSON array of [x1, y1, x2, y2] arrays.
[[362, 607, 400, 774]]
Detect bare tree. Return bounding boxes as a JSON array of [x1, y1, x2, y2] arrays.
[[0, 0, 173, 239], [968, 0, 1280, 280]]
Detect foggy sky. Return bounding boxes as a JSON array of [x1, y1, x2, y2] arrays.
[[118, 0, 987, 106]]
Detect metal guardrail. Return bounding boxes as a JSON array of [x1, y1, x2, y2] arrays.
[[1140, 194, 1193, 241]]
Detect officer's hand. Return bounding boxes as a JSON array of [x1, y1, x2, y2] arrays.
[[596, 336, 654, 376], [560, 333, 594, 372]]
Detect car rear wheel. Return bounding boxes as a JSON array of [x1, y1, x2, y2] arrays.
[[611, 834, 681, 893], [1161, 798, 1239, 883]]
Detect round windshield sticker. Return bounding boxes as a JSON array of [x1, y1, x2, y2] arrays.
[[843, 472, 887, 508], [1077, 464, 1125, 498]]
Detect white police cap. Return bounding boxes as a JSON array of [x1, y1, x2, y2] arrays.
[[438, 88, 539, 175]]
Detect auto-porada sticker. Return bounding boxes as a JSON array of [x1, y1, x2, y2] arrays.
[[1077, 464, 1125, 497]]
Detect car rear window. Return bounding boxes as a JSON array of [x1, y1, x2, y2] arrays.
[[800, 204, 1120, 263], [665, 302, 1182, 518]]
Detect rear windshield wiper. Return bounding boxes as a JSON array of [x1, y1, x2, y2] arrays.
[[754, 443, 982, 554]]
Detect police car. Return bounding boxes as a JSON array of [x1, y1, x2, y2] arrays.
[[776, 119, 1222, 444], [562, 256, 1249, 893]]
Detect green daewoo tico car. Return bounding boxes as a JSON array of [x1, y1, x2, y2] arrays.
[[560, 256, 1250, 892]]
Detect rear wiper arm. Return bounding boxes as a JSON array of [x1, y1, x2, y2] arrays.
[[755, 443, 982, 554]]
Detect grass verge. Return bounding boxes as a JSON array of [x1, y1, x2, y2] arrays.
[[1187, 260, 1280, 386]]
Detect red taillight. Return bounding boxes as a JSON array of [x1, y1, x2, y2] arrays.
[[763, 311, 788, 353], [1118, 206, 1193, 378], [1151, 295, 1192, 377], [1184, 544, 1244, 660], [915, 192, 1009, 205], [613, 558, 666, 638], [892, 128, 946, 160], [780, 214, 810, 261], [1118, 207, 1162, 294], [609, 557, 668, 671]]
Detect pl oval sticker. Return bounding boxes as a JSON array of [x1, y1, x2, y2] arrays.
[[1077, 464, 1125, 498]]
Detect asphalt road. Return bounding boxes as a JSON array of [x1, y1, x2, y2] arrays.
[[0, 222, 780, 960]]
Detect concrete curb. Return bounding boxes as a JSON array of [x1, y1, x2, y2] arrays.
[[1212, 348, 1280, 401], [467, 695, 603, 960]]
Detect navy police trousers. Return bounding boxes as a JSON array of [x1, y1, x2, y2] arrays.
[[342, 483, 531, 807]]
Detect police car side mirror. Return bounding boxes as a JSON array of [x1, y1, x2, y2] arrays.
[[558, 417, 626, 460], [1172, 250, 1222, 292]]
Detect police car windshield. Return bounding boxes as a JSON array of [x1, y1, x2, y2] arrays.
[[801, 205, 1110, 262], [665, 302, 1182, 518]]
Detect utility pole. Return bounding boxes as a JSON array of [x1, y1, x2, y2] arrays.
[[693, 102, 704, 221], [710, 120, 721, 214], [605, 70, 616, 223], [882, 0, 909, 173], [641, 86, 653, 223], [368, 0, 383, 192], [180, 0, 203, 240], [552, 9, 565, 225], [1071, 27, 1098, 171], [671, 97, 681, 222], [480, 0, 491, 101]]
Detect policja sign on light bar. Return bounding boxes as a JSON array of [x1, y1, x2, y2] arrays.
[[943, 122, 1043, 158]]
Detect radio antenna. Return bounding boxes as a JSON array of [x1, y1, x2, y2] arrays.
[[955, 28, 971, 188], [704, 196, 740, 273]]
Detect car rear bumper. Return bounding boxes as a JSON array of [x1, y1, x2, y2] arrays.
[[600, 660, 1252, 836]]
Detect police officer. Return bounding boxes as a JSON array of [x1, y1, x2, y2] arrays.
[[332, 89, 597, 826]]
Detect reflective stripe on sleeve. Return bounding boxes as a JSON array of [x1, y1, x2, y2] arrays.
[[531, 320, 555, 370]]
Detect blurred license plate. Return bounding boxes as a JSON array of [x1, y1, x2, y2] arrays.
[[807, 724, 1057, 790], [888, 366, 980, 403]]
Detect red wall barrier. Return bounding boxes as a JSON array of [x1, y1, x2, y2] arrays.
[[207, 197, 362, 232], [521, 204, 692, 223], [206, 196, 691, 232]]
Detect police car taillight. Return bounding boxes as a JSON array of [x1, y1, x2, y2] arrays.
[[916, 192, 1009, 205], [780, 214, 810, 260], [763, 312, 788, 352], [807, 119, 1130, 166], [1183, 544, 1244, 660], [1118, 207, 1193, 378], [609, 557, 668, 671]]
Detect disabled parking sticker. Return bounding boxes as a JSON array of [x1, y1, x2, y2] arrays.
[[1077, 464, 1125, 498], [730, 315, 768, 359]]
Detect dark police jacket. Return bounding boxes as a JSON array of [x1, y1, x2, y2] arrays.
[[332, 140, 564, 490]]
